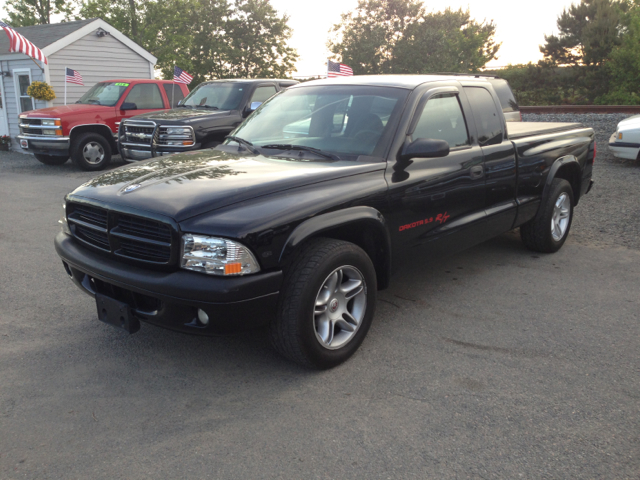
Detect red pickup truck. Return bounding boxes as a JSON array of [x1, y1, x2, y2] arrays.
[[17, 79, 189, 171]]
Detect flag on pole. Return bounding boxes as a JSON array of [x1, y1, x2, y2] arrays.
[[0, 21, 48, 64], [65, 67, 84, 86], [327, 60, 353, 78], [173, 66, 194, 85]]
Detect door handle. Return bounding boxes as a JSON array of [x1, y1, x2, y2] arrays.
[[470, 165, 483, 178]]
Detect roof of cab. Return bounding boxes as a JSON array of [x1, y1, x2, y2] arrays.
[[290, 75, 492, 90]]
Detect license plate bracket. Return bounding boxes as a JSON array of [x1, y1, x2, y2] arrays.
[[95, 293, 140, 334]]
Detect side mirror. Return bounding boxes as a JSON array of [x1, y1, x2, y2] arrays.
[[398, 138, 449, 162], [120, 102, 137, 111], [177, 99, 183, 106], [243, 101, 262, 117]]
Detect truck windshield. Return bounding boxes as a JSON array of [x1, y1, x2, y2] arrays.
[[230, 85, 409, 161], [181, 83, 246, 110], [76, 82, 130, 106]]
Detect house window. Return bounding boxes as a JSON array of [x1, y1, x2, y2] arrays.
[[14, 70, 34, 113]]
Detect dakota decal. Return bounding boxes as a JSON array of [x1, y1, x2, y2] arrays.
[[399, 212, 450, 232]]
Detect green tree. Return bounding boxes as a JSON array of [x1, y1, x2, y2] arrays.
[[2, 0, 74, 26], [328, 0, 499, 74], [596, 0, 640, 103], [75, 0, 297, 83], [540, 0, 628, 67]]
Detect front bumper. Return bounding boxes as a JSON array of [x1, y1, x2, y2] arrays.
[[17, 135, 70, 156], [608, 133, 640, 160], [55, 232, 282, 334]]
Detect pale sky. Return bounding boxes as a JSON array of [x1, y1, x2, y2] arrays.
[[1, 0, 578, 76], [269, 0, 578, 77]]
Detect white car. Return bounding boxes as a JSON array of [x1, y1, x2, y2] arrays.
[[609, 115, 640, 160]]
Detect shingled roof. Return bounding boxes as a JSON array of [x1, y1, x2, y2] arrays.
[[0, 18, 99, 53]]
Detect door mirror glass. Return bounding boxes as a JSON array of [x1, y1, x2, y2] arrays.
[[398, 138, 449, 162], [120, 102, 137, 111]]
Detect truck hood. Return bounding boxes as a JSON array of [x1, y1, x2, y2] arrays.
[[131, 107, 231, 123], [21, 103, 111, 117], [69, 149, 385, 222]]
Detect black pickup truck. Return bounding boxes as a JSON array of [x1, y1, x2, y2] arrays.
[[118, 78, 298, 162], [55, 75, 595, 369]]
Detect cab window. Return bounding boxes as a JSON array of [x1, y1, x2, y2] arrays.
[[413, 94, 469, 148], [124, 84, 164, 109], [251, 85, 277, 104], [464, 87, 503, 146]]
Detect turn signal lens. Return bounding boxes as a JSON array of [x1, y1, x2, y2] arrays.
[[617, 132, 623, 140], [183, 140, 194, 145], [55, 129, 63, 136], [224, 263, 242, 275]]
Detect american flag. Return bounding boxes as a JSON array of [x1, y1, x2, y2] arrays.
[[173, 66, 193, 85], [0, 21, 48, 64], [327, 60, 353, 78], [65, 67, 84, 86]]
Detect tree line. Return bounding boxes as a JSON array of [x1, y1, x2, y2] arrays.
[[4, 0, 640, 104]]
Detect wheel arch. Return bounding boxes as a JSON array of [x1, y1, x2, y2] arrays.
[[69, 124, 117, 149], [544, 155, 582, 205], [279, 207, 392, 290]]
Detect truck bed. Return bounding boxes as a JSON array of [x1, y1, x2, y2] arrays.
[[507, 122, 583, 140]]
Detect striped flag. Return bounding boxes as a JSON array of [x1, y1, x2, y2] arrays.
[[65, 67, 84, 86], [173, 66, 193, 85], [327, 60, 353, 78], [0, 21, 48, 64]]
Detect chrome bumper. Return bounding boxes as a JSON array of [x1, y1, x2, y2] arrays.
[[17, 135, 70, 151]]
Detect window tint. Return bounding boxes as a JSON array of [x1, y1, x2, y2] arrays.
[[413, 95, 469, 148], [489, 79, 519, 113], [163, 84, 185, 108], [251, 85, 277, 104], [464, 87, 503, 146], [124, 84, 164, 109]]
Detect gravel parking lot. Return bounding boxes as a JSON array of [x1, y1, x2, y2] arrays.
[[1, 115, 639, 479]]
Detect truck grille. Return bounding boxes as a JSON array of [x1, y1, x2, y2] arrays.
[[66, 202, 176, 265], [123, 121, 155, 145]]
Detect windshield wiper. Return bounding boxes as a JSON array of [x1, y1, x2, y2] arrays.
[[225, 135, 260, 155], [261, 144, 340, 161], [196, 105, 219, 110], [177, 104, 194, 109]]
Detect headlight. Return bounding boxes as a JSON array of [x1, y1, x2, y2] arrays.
[[43, 129, 63, 136], [165, 127, 191, 135], [42, 119, 61, 127], [181, 234, 261, 276], [59, 202, 71, 235]]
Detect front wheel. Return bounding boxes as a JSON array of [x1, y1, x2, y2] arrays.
[[521, 178, 574, 253], [34, 154, 68, 165], [71, 132, 112, 171], [270, 238, 377, 369]]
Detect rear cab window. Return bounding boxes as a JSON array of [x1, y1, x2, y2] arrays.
[[464, 87, 503, 146]]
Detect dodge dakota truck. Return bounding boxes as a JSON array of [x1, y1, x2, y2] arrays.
[[118, 78, 298, 162], [18, 79, 189, 171], [55, 75, 595, 369]]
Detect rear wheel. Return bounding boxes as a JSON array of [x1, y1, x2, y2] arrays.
[[270, 238, 377, 369], [521, 178, 574, 253], [34, 154, 68, 165], [71, 132, 112, 171]]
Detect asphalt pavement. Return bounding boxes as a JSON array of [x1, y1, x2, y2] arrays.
[[1, 152, 639, 479]]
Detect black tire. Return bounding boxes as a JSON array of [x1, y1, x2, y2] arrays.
[[34, 154, 68, 165], [521, 178, 574, 253], [270, 238, 377, 369], [71, 132, 112, 171]]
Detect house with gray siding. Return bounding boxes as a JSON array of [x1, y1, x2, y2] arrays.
[[0, 18, 156, 149]]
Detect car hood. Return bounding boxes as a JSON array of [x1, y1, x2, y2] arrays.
[[21, 103, 111, 117], [617, 114, 640, 131], [69, 149, 385, 222], [132, 108, 232, 123]]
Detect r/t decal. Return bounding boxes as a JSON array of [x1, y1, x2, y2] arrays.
[[399, 212, 450, 232]]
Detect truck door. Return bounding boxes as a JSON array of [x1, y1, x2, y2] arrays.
[[386, 87, 486, 261], [463, 86, 517, 235], [116, 83, 167, 128]]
